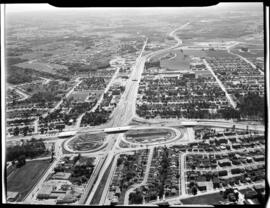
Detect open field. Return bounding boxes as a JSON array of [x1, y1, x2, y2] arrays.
[[125, 128, 175, 144], [6, 159, 52, 202], [180, 192, 227, 205], [151, 49, 206, 71], [67, 133, 106, 151], [68, 90, 102, 102], [177, 17, 263, 44], [68, 91, 90, 102], [15, 61, 67, 74], [161, 51, 191, 71]]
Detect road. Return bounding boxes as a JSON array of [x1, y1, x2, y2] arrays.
[[8, 76, 51, 103], [83, 37, 149, 205], [146, 22, 190, 62], [78, 155, 107, 204], [146, 181, 265, 205], [99, 153, 120, 205], [203, 59, 237, 109], [108, 39, 148, 126], [88, 22, 200, 205], [180, 153, 186, 196], [228, 50, 264, 75], [10, 21, 266, 206], [23, 139, 64, 203], [124, 147, 154, 205], [75, 65, 120, 129], [49, 77, 82, 114], [8, 87, 29, 102]]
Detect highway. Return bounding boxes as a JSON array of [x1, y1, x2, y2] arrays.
[[9, 21, 266, 206]]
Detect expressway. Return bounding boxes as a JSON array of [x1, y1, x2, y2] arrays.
[[10, 21, 266, 206]]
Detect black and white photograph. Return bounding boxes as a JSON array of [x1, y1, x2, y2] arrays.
[[1, 2, 268, 206]]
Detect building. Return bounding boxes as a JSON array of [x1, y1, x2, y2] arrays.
[[253, 155, 265, 162], [51, 172, 72, 180], [218, 159, 231, 167], [37, 184, 55, 199]]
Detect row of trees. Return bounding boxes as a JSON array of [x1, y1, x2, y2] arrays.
[[6, 138, 48, 163], [11, 126, 34, 136]]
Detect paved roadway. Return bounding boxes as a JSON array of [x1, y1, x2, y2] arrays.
[[75, 66, 120, 129], [23, 139, 64, 203], [49, 77, 82, 114], [146, 181, 265, 206], [228, 50, 264, 75], [203, 59, 237, 109], [10, 21, 266, 205], [83, 37, 149, 205], [123, 147, 154, 205]]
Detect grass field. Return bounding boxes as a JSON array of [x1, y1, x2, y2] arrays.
[[68, 91, 91, 101], [126, 128, 172, 137], [16, 61, 67, 75], [69, 90, 102, 102], [68, 133, 106, 151], [125, 128, 175, 144], [181, 192, 227, 205], [158, 49, 206, 71], [6, 159, 51, 201]]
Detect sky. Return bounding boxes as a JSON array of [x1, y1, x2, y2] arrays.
[[4, 3, 263, 13]]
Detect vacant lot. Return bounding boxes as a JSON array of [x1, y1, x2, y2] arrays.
[[68, 91, 93, 102], [181, 192, 227, 205], [7, 159, 51, 201]]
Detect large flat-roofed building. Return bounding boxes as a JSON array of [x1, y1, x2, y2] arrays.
[[37, 184, 55, 199]]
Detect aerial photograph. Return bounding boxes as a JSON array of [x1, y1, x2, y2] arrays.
[[2, 2, 267, 206]]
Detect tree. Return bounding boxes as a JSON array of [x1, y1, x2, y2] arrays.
[[17, 154, 26, 167], [14, 127, 20, 136], [191, 186, 197, 195], [23, 126, 29, 136]]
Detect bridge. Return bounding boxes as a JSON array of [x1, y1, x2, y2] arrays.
[[103, 126, 132, 134]]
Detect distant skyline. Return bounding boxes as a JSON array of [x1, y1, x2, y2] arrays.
[[5, 3, 263, 14]]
